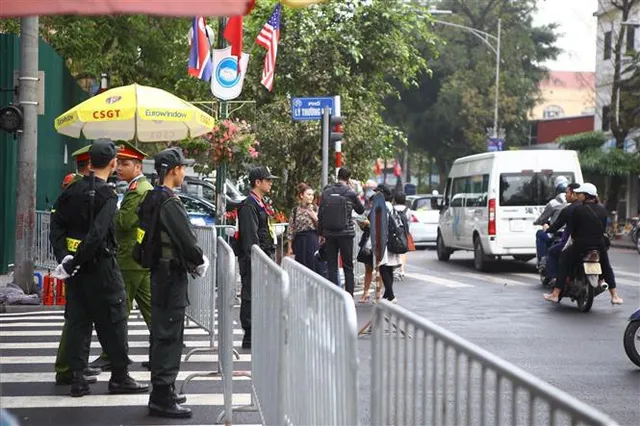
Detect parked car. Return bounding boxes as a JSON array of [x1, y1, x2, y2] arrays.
[[181, 176, 246, 211], [177, 192, 216, 226], [405, 193, 443, 247]]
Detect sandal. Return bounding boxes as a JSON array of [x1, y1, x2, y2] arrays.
[[359, 294, 370, 303]]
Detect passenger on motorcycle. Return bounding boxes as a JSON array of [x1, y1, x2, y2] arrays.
[[534, 176, 569, 267], [543, 183, 582, 281], [543, 183, 623, 304]]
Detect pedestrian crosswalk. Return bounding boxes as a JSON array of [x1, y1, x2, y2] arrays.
[[0, 309, 261, 425]]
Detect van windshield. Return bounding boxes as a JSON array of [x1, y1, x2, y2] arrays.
[[499, 172, 575, 207]]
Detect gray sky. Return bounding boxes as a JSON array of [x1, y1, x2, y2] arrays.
[[533, 0, 598, 72]]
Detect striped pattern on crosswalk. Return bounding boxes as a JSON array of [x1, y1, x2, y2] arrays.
[[0, 309, 259, 425]]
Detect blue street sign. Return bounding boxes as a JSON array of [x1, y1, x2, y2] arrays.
[[487, 137, 504, 152], [291, 97, 334, 121]]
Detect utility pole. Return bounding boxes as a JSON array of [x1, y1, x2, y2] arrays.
[[215, 17, 228, 225], [14, 17, 39, 294], [321, 106, 330, 189]]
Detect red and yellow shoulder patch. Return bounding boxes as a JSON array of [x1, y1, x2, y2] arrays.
[[129, 181, 139, 191]]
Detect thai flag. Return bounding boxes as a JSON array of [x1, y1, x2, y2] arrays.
[[188, 17, 213, 81]]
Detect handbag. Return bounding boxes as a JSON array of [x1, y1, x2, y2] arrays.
[[407, 232, 416, 251]]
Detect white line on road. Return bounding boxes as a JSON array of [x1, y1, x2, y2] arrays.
[[0, 340, 243, 349], [615, 270, 639, 279], [0, 371, 251, 383], [0, 328, 240, 337], [0, 393, 251, 409], [404, 272, 473, 288], [0, 353, 251, 364], [449, 272, 529, 286]]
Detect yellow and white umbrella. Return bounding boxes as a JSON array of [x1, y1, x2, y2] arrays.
[[54, 83, 215, 142]]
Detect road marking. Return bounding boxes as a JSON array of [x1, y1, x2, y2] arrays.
[[404, 272, 473, 288], [616, 277, 640, 287], [615, 270, 639, 279], [0, 371, 251, 383], [0, 328, 242, 337], [449, 272, 529, 286], [0, 393, 251, 409], [0, 340, 242, 349], [0, 353, 251, 364]]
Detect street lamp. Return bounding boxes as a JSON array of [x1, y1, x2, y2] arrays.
[[431, 18, 502, 138]]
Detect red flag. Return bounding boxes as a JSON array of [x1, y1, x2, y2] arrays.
[[244, 0, 256, 15], [224, 16, 243, 72]]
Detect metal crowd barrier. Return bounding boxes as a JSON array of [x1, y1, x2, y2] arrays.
[[282, 257, 358, 426], [35, 211, 57, 270], [371, 301, 618, 426], [182, 226, 218, 387], [237, 246, 290, 425], [214, 237, 244, 426]]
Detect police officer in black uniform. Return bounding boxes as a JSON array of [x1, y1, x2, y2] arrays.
[[137, 147, 207, 418], [49, 138, 148, 397], [236, 166, 278, 349]]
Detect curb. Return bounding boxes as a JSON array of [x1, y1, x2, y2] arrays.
[[0, 304, 64, 314]]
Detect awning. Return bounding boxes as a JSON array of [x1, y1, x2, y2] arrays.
[[0, 0, 254, 17]]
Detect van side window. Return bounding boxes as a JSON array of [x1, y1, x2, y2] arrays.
[[451, 177, 470, 207], [466, 174, 489, 207]]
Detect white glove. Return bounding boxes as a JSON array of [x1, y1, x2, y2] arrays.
[[194, 254, 210, 278], [52, 255, 74, 280]]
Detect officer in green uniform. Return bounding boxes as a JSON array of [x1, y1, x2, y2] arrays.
[[50, 138, 148, 397], [53, 145, 102, 385], [137, 147, 207, 418], [90, 141, 154, 371]]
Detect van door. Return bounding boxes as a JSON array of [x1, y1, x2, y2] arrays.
[[449, 177, 468, 247], [439, 178, 455, 246], [463, 174, 489, 249]]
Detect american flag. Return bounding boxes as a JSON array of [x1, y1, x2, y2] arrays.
[[256, 4, 281, 91]]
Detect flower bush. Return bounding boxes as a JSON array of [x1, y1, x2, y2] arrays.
[[176, 118, 260, 176]]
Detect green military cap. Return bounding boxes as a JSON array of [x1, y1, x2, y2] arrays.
[[115, 140, 148, 161], [71, 144, 91, 163]]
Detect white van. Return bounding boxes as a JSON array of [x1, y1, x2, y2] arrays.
[[436, 150, 583, 271]]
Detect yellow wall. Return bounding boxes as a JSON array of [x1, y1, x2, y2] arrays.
[[530, 73, 595, 120]]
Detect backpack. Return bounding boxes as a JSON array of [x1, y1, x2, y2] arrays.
[[133, 187, 172, 268], [319, 189, 350, 232], [387, 207, 409, 254]]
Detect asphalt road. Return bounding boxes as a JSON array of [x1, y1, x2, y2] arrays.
[[355, 246, 640, 425]]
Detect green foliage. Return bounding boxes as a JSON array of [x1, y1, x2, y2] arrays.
[[557, 131, 607, 151], [384, 0, 560, 175], [558, 131, 640, 176]]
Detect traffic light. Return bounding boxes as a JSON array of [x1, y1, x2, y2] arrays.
[[330, 115, 343, 142]]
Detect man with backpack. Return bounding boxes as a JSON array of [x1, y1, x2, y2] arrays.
[[318, 167, 365, 296]]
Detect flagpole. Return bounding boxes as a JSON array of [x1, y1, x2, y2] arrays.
[[216, 17, 229, 226]]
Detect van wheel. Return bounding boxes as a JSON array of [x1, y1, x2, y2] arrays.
[[437, 233, 451, 262], [474, 237, 489, 272]]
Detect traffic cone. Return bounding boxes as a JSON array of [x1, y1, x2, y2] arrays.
[[42, 273, 54, 306]]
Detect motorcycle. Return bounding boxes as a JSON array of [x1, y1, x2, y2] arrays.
[[631, 223, 640, 254], [558, 249, 609, 312], [624, 307, 640, 367]]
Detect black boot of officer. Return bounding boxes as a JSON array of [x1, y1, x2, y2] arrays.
[[148, 385, 191, 418], [108, 367, 150, 394]]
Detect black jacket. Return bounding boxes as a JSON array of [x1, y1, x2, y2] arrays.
[[237, 193, 275, 258], [318, 182, 365, 238]]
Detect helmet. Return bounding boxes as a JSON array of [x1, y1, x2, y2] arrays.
[[555, 181, 568, 194], [554, 175, 569, 188], [574, 182, 598, 197]]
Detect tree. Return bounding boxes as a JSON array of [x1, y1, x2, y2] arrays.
[[558, 131, 640, 177], [384, 0, 560, 184]]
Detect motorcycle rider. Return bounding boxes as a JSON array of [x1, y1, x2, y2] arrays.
[[534, 176, 569, 267], [543, 183, 623, 305], [543, 183, 581, 283]]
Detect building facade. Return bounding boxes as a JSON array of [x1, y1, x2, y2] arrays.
[[530, 71, 596, 120], [594, 1, 639, 220]]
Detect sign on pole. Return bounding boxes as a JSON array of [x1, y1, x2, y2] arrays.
[[291, 97, 334, 121]]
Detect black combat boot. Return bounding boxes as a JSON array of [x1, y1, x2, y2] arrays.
[[108, 368, 149, 394], [170, 384, 187, 404], [148, 384, 192, 418], [56, 372, 98, 386], [70, 371, 91, 397], [89, 355, 111, 371]]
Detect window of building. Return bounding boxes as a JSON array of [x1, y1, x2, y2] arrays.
[[602, 105, 611, 131], [604, 31, 612, 60], [627, 26, 636, 54], [542, 105, 564, 119]]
